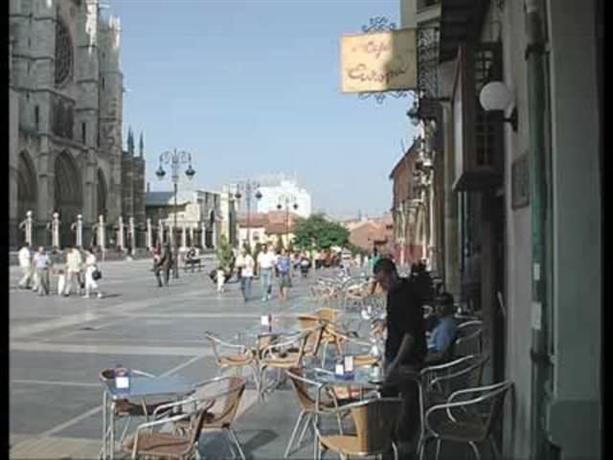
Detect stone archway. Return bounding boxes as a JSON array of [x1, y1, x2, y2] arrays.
[[54, 151, 82, 247], [96, 168, 108, 218], [17, 151, 38, 246], [17, 151, 37, 222]]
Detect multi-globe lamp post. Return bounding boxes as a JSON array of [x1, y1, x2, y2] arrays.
[[155, 148, 196, 279], [276, 193, 298, 248], [234, 180, 262, 251]]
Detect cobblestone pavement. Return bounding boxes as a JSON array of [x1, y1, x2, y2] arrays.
[[10, 259, 337, 459]]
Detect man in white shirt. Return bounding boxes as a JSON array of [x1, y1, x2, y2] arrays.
[[33, 247, 51, 296], [64, 246, 83, 296], [18, 244, 33, 289], [235, 247, 255, 302], [257, 244, 277, 302]]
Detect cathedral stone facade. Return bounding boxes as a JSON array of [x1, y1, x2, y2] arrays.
[[9, 0, 145, 249]]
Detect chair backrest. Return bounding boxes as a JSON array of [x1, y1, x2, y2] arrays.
[[194, 376, 246, 429], [349, 398, 403, 454], [303, 325, 325, 358], [430, 355, 489, 398], [448, 381, 513, 442], [315, 307, 337, 323], [454, 321, 483, 357], [287, 367, 319, 411]]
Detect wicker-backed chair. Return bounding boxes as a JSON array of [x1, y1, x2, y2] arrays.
[[315, 397, 403, 460], [284, 368, 343, 458], [181, 376, 248, 460], [121, 394, 210, 460], [205, 331, 258, 392], [258, 331, 310, 400], [421, 381, 513, 460]]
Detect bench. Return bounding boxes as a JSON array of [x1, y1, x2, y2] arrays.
[[183, 257, 203, 272]]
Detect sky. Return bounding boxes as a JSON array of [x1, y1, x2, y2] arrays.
[[108, 0, 418, 221]]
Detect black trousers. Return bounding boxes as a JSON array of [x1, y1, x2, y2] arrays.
[[381, 365, 422, 443]]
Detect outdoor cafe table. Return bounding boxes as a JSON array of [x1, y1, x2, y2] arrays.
[[304, 366, 383, 400], [100, 373, 196, 459]]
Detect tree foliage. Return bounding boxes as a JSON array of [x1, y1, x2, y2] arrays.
[[293, 214, 349, 251], [216, 234, 234, 270]]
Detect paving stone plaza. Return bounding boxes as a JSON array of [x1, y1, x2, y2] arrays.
[[9, 259, 332, 459]]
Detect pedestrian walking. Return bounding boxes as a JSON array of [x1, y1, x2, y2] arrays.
[[276, 248, 292, 302], [235, 248, 255, 302], [64, 246, 84, 296], [33, 247, 51, 296], [17, 244, 33, 289], [257, 244, 277, 302], [155, 243, 173, 287], [83, 247, 103, 299], [216, 266, 226, 293]]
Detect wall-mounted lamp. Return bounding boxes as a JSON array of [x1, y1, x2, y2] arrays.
[[479, 81, 518, 132]]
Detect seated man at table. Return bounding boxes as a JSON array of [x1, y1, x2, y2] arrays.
[[374, 257, 426, 450], [426, 292, 458, 364]]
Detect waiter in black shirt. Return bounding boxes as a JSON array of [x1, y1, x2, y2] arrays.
[[373, 257, 426, 447]]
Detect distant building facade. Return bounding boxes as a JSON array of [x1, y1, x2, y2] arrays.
[[145, 188, 237, 250], [254, 178, 312, 218]]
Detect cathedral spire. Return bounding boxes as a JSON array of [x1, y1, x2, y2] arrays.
[[139, 131, 144, 158], [127, 127, 134, 154]]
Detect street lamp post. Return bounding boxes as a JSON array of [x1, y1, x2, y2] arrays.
[[276, 193, 298, 249], [234, 180, 262, 251], [156, 148, 196, 279]]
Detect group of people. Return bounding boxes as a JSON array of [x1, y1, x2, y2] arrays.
[[372, 257, 458, 450], [233, 244, 304, 302], [17, 244, 103, 298]]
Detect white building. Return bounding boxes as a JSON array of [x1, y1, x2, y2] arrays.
[[256, 179, 312, 218]]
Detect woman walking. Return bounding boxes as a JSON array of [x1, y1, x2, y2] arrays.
[[83, 247, 103, 299]]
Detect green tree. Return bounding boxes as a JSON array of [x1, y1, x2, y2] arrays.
[[275, 236, 284, 254], [293, 214, 349, 251], [216, 235, 234, 271]]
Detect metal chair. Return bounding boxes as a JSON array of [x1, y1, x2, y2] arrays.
[[98, 368, 175, 456], [416, 355, 489, 458], [121, 394, 210, 460], [420, 381, 513, 460], [258, 331, 310, 400], [185, 376, 248, 460], [284, 368, 344, 458], [315, 397, 403, 460], [204, 331, 259, 392], [453, 321, 484, 358]]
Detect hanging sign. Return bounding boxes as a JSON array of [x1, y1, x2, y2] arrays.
[[340, 28, 417, 93]]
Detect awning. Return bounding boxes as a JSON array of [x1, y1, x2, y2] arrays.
[[439, 0, 490, 62]]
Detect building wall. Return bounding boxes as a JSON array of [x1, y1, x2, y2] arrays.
[[545, 0, 601, 457], [9, 0, 138, 249]]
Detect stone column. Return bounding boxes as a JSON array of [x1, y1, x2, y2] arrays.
[[189, 227, 194, 248], [168, 223, 174, 246], [146, 218, 153, 249], [71, 214, 83, 248], [201, 222, 207, 248], [128, 217, 135, 255], [117, 216, 125, 251], [51, 212, 60, 249], [181, 225, 187, 249], [157, 219, 164, 246], [97, 215, 106, 251], [211, 220, 217, 249], [20, 211, 34, 246]]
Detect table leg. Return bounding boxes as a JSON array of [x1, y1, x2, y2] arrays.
[[102, 390, 107, 459], [109, 401, 115, 460]]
